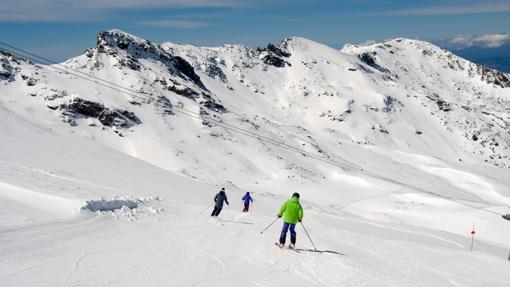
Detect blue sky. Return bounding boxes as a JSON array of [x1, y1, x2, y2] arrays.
[[1, 0, 510, 61]]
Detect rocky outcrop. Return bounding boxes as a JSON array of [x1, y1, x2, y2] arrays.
[[95, 30, 204, 88], [200, 93, 226, 114], [470, 64, 510, 88], [205, 58, 227, 82], [257, 43, 291, 68], [156, 78, 199, 100], [0, 51, 15, 80], [426, 93, 452, 112], [173, 56, 202, 85], [358, 52, 390, 74], [59, 98, 141, 128]]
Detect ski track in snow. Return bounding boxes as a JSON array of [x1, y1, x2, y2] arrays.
[[0, 198, 509, 286]]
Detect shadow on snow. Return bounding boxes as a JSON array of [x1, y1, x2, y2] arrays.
[[218, 219, 254, 225], [296, 248, 346, 256]]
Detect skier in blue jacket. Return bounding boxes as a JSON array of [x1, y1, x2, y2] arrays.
[[241, 192, 253, 212]]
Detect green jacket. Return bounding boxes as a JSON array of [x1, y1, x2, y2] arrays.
[[278, 196, 303, 224]]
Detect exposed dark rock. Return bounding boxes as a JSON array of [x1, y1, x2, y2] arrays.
[[97, 30, 156, 55], [155, 95, 174, 115], [358, 52, 390, 74], [471, 64, 510, 88], [421, 49, 433, 56], [257, 42, 291, 68], [0, 70, 12, 80], [117, 55, 140, 71], [436, 99, 452, 112], [265, 43, 291, 58], [426, 93, 452, 112], [62, 98, 104, 118], [44, 89, 69, 101], [26, 77, 37, 86], [167, 85, 198, 100], [95, 30, 204, 88], [503, 214, 510, 221], [199, 107, 213, 127], [472, 134, 479, 141], [117, 42, 129, 50], [157, 77, 199, 100], [260, 54, 287, 68], [205, 61, 227, 82], [383, 96, 394, 112], [85, 49, 94, 58], [59, 98, 141, 128], [172, 56, 202, 85], [379, 127, 389, 134], [98, 110, 140, 127], [0, 52, 14, 80], [200, 93, 226, 113]]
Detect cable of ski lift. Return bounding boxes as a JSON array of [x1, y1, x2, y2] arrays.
[[0, 42, 508, 219]]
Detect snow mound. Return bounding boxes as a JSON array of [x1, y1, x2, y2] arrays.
[[82, 198, 138, 212], [81, 197, 165, 221], [0, 181, 83, 226]]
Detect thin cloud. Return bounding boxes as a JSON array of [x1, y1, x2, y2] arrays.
[[136, 20, 209, 29], [449, 33, 510, 49], [85, 0, 243, 8], [351, 40, 377, 47], [0, 0, 249, 22], [389, 1, 510, 16]]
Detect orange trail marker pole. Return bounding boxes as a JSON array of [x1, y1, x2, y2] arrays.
[[470, 222, 476, 252]]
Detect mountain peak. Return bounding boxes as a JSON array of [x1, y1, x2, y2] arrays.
[[279, 36, 336, 53], [96, 29, 156, 53]]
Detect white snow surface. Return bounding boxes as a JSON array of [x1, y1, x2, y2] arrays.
[[1, 30, 510, 286]]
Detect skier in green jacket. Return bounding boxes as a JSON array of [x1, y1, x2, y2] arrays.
[[276, 193, 303, 249]]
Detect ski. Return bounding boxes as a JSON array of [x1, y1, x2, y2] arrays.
[[274, 242, 299, 252], [287, 244, 299, 252]]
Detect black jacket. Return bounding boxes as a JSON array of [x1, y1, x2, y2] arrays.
[[214, 191, 229, 208]]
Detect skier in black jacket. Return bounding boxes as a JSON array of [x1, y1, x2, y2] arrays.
[[211, 187, 229, 217]]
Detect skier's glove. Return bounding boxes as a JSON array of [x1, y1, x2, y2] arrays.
[[298, 219, 302, 222], [277, 215, 282, 218]]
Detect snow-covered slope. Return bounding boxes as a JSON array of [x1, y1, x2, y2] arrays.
[[1, 30, 510, 286]]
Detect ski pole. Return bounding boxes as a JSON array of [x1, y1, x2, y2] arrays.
[[260, 217, 279, 234], [300, 222, 317, 251], [200, 202, 214, 214]]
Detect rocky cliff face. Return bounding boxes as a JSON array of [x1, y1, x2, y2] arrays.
[[93, 29, 203, 86]]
